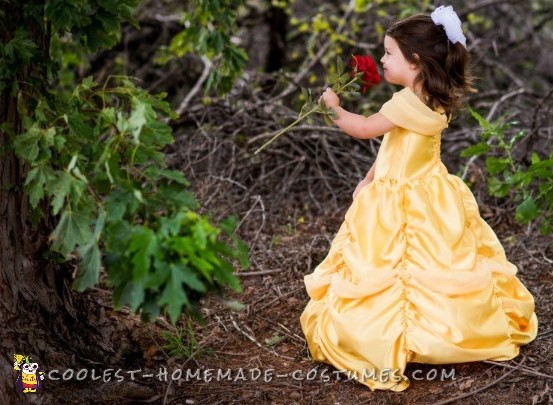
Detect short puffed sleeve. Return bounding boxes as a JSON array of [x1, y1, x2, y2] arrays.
[[379, 88, 448, 136]]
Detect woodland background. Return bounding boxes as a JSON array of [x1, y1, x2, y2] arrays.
[[1, 0, 552, 404]]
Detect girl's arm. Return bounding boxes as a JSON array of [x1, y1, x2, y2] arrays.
[[321, 87, 396, 139], [331, 107, 395, 140]]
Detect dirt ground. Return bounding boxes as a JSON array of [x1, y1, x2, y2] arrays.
[[37, 180, 552, 405], [30, 107, 553, 405], [164, 204, 553, 405]]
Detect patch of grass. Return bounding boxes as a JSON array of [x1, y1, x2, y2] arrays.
[[161, 318, 215, 362]]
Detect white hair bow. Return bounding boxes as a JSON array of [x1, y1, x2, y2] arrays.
[[430, 5, 467, 49]]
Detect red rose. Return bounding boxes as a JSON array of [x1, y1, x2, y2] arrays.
[[350, 55, 381, 93]]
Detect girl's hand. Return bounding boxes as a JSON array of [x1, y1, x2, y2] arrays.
[[318, 87, 340, 108], [352, 174, 374, 199]]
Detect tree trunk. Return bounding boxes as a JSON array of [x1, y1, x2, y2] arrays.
[[0, 7, 69, 403], [0, 6, 121, 403], [264, 3, 288, 73]]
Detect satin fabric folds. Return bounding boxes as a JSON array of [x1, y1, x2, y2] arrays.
[[299, 87, 538, 392]]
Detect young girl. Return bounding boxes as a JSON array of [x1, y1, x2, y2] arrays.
[[301, 6, 538, 392]]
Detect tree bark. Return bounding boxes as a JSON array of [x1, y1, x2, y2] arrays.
[[0, 5, 120, 403], [1, 6, 67, 403]]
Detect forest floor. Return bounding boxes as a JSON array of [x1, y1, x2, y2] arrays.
[[31, 101, 553, 404], [40, 178, 553, 405], [158, 202, 553, 405]]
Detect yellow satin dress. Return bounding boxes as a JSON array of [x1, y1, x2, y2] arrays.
[[300, 87, 538, 391]]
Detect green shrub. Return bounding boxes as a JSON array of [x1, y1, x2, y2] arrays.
[[461, 109, 552, 234]]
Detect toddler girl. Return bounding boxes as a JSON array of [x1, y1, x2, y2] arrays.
[[301, 6, 538, 391]]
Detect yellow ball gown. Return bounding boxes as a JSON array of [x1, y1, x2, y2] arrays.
[[300, 87, 538, 391]]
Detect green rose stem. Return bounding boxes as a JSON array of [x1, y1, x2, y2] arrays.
[[253, 76, 360, 155], [254, 104, 320, 155]]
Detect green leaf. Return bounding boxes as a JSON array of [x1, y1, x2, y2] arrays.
[[129, 281, 145, 312], [221, 299, 245, 311], [158, 213, 184, 238], [4, 28, 38, 63], [105, 219, 132, 252], [460, 142, 490, 158], [105, 187, 139, 221], [14, 126, 41, 161], [300, 87, 310, 101], [469, 108, 491, 131], [485, 157, 509, 175], [190, 253, 215, 275], [156, 186, 199, 210], [336, 55, 344, 75], [323, 114, 334, 126], [74, 242, 102, 291], [50, 209, 94, 256], [100, 107, 116, 125], [158, 264, 191, 323], [54, 134, 67, 151], [339, 72, 351, 84], [219, 215, 237, 234], [213, 259, 242, 292], [265, 333, 286, 346], [328, 72, 339, 86], [515, 196, 539, 223], [192, 221, 208, 249], [67, 113, 95, 140], [93, 209, 107, 241], [528, 159, 553, 178], [25, 165, 56, 208], [142, 120, 173, 147], [128, 96, 155, 144], [129, 226, 158, 282], [178, 264, 206, 292], [145, 258, 171, 289], [487, 177, 510, 198], [50, 172, 73, 215], [113, 280, 145, 312], [232, 237, 250, 269], [80, 76, 96, 90], [145, 167, 189, 185], [509, 130, 526, 147]]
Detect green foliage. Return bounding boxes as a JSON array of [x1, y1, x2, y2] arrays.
[[13, 76, 250, 322], [355, 0, 432, 17], [0, 27, 39, 92], [156, 0, 248, 94], [461, 109, 553, 234], [0, 0, 138, 92], [44, 0, 139, 51], [2, 0, 250, 324]]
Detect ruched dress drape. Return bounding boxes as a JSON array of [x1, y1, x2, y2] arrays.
[[299, 87, 538, 391]]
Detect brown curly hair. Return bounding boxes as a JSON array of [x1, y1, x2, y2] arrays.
[[386, 13, 476, 120]]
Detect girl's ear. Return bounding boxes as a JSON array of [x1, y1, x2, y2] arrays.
[[410, 53, 420, 70]]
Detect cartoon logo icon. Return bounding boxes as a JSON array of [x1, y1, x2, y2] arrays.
[[14, 354, 44, 394]]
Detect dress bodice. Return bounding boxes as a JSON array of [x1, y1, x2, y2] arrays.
[[374, 87, 449, 180], [374, 129, 442, 179]]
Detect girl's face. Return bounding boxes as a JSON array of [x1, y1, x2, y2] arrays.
[[380, 35, 418, 88]]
